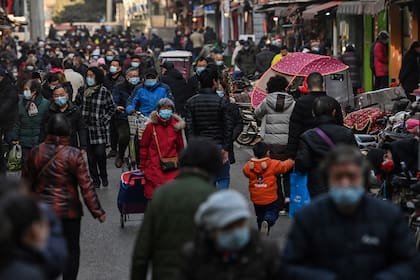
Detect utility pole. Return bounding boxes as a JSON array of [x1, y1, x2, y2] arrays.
[[29, 0, 45, 41], [106, 0, 113, 22]]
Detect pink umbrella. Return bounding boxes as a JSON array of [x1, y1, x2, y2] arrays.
[[251, 52, 349, 108]]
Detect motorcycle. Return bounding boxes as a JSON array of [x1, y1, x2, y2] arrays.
[[236, 103, 259, 146]]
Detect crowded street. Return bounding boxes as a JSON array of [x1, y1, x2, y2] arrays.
[[0, 0, 420, 280], [76, 146, 291, 280]]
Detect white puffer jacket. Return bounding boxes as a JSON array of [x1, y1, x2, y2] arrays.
[[255, 92, 295, 145]]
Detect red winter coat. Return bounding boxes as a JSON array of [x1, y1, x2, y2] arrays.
[[374, 41, 389, 77], [139, 111, 185, 199]]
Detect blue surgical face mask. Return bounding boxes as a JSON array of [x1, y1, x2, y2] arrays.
[[26, 65, 34, 71], [216, 90, 225, 98], [216, 61, 224, 66], [50, 85, 56, 90], [23, 90, 32, 100], [106, 55, 114, 61], [329, 186, 365, 208], [159, 109, 173, 120], [216, 227, 250, 251], [144, 79, 157, 87], [196, 66, 206, 74], [54, 96, 67, 107], [131, 62, 140, 68], [109, 66, 118, 74], [86, 77, 95, 87], [129, 77, 140, 85]]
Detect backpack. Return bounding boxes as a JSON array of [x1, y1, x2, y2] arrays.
[[7, 144, 22, 172]]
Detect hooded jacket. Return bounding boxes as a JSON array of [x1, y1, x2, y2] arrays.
[[243, 157, 294, 205], [139, 111, 185, 199], [255, 92, 295, 146]]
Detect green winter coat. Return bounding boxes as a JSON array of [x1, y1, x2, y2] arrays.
[[131, 169, 215, 280], [12, 94, 49, 148]]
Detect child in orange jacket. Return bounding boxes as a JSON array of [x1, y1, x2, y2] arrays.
[[243, 142, 294, 235]]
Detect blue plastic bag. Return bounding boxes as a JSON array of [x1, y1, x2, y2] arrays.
[[289, 171, 311, 218]]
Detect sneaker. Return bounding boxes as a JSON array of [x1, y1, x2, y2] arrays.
[[260, 220, 269, 236], [115, 156, 123, 168], [93, 182, 100, 189], [102, 179, 109, 187], [279, 210, 287, 216], [107, 150, 117, 158]]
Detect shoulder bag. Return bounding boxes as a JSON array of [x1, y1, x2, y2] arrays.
[[152, 125, 179, 172]]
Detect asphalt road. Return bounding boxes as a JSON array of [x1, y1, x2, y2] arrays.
[[77, 145, 292, 280]]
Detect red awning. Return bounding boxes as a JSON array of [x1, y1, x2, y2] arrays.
[[302, 1, 341, 19]]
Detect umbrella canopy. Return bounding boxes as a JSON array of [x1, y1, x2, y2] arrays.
[[250, 52, 349, 108], [272, 52, 349, 76]]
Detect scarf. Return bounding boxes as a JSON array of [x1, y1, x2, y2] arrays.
[[84, 85, 100, 97]]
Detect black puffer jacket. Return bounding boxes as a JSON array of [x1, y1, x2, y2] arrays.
[[185, 88, 234, 151], [162, 69, 189, 117], [295, 116, 357, 197], [287, 92, 343, 159], [256, 50, 275, 73], [44, 102, 88, 150], [0, 76, 18, 129], [179, 231, 281, 280], [283, 194, 419, 280], [399, 48, 420, 95]]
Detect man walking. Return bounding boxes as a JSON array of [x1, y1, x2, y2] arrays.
[[185, 68, 234, 189], [287, 72, 343, 159]]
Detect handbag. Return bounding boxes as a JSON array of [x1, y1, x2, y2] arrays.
[[152, 125, 178, 172], [289, 169, 311, 218], [7, 144, 22, 172]]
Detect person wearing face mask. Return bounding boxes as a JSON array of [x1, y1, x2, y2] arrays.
[[131, 138, 221, 280], [295, 96, 357, 198], [45, 85, 87, 151], [41, 72, 61, 101], [0, 194, 50, 280], [234, 41, 257, 76], [139, 98, 185, 199], [160, 62, 189, 117], [75, 67, 116, 188], [126, 68, 173, 117], [106, 59, 126, 158], [105, 50, 115, 64], [178, 190, 281, 279], [214, 53, 232, 95], [283, 145, 418, 280], [187, 57, 208, 95], [11, 79, 49, 164], [112, 67, 140, 167]]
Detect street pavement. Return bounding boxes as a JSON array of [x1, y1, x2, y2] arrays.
[[77, 145, 292, 280]]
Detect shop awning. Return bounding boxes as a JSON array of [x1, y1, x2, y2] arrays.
[[255, 6, 289, 16], [337, 2, 364, 15], [364, 0, 386, 16], [337, 0, 386, 15], [302, 1, 341, 19]]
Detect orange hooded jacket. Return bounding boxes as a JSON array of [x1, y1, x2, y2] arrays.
[[243, 158, 294, 205]]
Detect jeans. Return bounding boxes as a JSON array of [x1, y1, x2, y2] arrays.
[[61, 218, 81, 280], [374, 75, 389, 90], [254, 200, 280, 230], [110, 117, 118, 152], [86, 143, 107, 185], [116, 119, 130, 159], [216, 161, 230, 190]]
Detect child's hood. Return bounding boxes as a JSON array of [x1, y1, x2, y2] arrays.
[[248, 158, 270, 174]]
